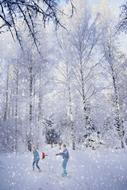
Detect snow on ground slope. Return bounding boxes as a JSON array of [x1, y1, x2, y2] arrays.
[[0, 146, 127, 190]]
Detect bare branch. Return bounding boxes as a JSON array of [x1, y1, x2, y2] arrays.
[[0, 0, 74, 49]]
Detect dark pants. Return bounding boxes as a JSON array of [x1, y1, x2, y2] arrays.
[[32, 159, 40, 171]]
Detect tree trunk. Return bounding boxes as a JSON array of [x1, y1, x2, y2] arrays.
[[4, 65, 9, 121], [29, 65, 33, 144], [68, 82, 75, 150], [110, 64, 125, 148], [79, 60, 89, 129], [66, 64, 75, 150], [4, 65, 10, 146], [14, 65, 19, 153]]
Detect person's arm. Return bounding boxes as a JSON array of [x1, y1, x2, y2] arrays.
[[56, 152, 64, 156]]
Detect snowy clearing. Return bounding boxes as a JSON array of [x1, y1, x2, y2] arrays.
[[0, 146, 127, 190]]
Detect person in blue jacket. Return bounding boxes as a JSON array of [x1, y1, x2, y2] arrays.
[[32, 146, 41, 172], [56, 144, 69, 177]]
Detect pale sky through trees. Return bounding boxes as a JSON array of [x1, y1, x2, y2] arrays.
[[88, 0, 127, 53], [89, 0, 124, 16]]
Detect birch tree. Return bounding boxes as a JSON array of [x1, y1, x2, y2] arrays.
[[102, 26, 125, 148], [69, 12, 100, 137]]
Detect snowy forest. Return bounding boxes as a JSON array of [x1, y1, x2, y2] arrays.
[[0, 0, 127, 190]]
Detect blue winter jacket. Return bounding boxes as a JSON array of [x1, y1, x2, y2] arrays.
[[57, 148, 69, 160], [33, 150, 40, 161]]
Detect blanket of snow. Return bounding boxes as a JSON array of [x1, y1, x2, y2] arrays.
[[0, 145, 127, 190]]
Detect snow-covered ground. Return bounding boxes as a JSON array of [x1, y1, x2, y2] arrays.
[[0, 146, 127, 190]]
